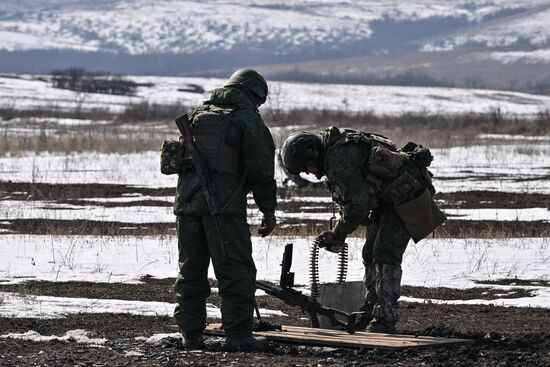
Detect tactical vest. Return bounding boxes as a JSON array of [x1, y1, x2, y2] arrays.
[[185, 103, 243, 177], [326, 128, 445, 242]]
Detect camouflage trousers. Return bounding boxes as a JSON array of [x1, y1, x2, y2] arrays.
[[362, 206, 409, 322], [173, 214, 257, 339]]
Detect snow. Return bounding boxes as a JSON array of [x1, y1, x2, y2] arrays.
[[1, 74, 550, 117], [477, 134, 550, 142], [1, 235, 549, 312], [263, 81, 550, 117], [142, 333, 180, 345], [0, 151, 177, 187], [483, 49, 550, 64], [2, 139, 549, 194], [2, 197, 548, 226], [2, 1, 547, 55], [0, 290, 286, 319], [0, 235, 178, 284], [445, 208, 550, 222], [432, 143, 550, 194], [423, 5, 550, 52], [1, 199, 175, 224], [124, 350, 145, 356], [0, 329, 107, 346]]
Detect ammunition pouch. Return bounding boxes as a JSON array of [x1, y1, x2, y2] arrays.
[[367, 146, 406, 178], [394, 188, 446, 243], [160, 140, 184, 175], [380, 171, 423, 204], [381, 170, 446, 242]]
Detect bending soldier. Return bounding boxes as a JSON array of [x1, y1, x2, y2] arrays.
[[281, 126, 445, 333], [171, 69, 277, 350]]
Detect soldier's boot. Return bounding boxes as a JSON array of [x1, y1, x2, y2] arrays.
[[224, 335, 267, 352], [181, 329, 206, 350], [366, 263, 402, 334], [183, 336, 206, 350], [355, 263, 377, 330]]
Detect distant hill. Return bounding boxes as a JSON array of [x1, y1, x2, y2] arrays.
[[0, 0, 549, 92]]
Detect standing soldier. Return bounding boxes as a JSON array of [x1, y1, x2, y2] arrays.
[[166, 69, 277, 350], [280, 126, 445, 333]]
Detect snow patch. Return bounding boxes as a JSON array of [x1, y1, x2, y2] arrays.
[[483, 49, 550, 64], [0, 329, 107, 346], [144, 332, 181, 345]]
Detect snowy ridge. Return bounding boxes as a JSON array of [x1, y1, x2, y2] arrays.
[[1, 0, 549, 56], [424, 4, 550, 51]]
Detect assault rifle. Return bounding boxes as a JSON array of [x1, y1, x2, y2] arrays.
[[255, 243, 364, 334], [175, 114, 228, 256]]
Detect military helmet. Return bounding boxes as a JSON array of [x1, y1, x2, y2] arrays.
[[281, 131, 323, 175], [225, 68, 268, 104]]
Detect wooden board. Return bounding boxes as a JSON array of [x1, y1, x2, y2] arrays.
[[203, 323, 473, 349]]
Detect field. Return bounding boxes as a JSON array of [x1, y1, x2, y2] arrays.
[[1, 75, 550, 366]]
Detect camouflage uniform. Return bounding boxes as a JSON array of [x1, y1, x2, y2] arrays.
[[173, 86, 277, 340], [320, 126, 432, 332]]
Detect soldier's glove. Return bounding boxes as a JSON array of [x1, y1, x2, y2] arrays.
[[258, 212, 276, 237], [314, 230, 345, 253]]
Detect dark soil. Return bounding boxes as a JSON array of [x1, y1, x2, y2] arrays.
[[0, 219, 176, 236], [0, 181, 174, 200], [475, 278, 550, 287], [0, 279, 536, 303], [402, 285, 535, 300], [1, 279, 550, 366], [3, 182, 548, 210], [2, 181, 549, 365], [1, 300, 550, 366], [436, 190, 550, 210], [2, 182, 549, 238]]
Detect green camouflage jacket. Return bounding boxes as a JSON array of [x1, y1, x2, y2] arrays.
[[321, 126, 380, 239], [173, 87, 277, 217]]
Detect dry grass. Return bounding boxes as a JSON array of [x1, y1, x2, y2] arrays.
[[1, 100, 549, 155], [0, 124, 174, 155], [115, 102, 191, 123], [268, 107, 550, 149], [260, 219, 550, 239]]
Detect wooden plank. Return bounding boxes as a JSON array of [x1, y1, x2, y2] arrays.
[[278, 325, 468, 344], [203, 323, 474, 349]]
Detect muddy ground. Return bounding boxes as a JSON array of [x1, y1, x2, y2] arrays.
[[1, 278, 550, 366], [2, 181, 550, 366], [1, 181, 549, 238]]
